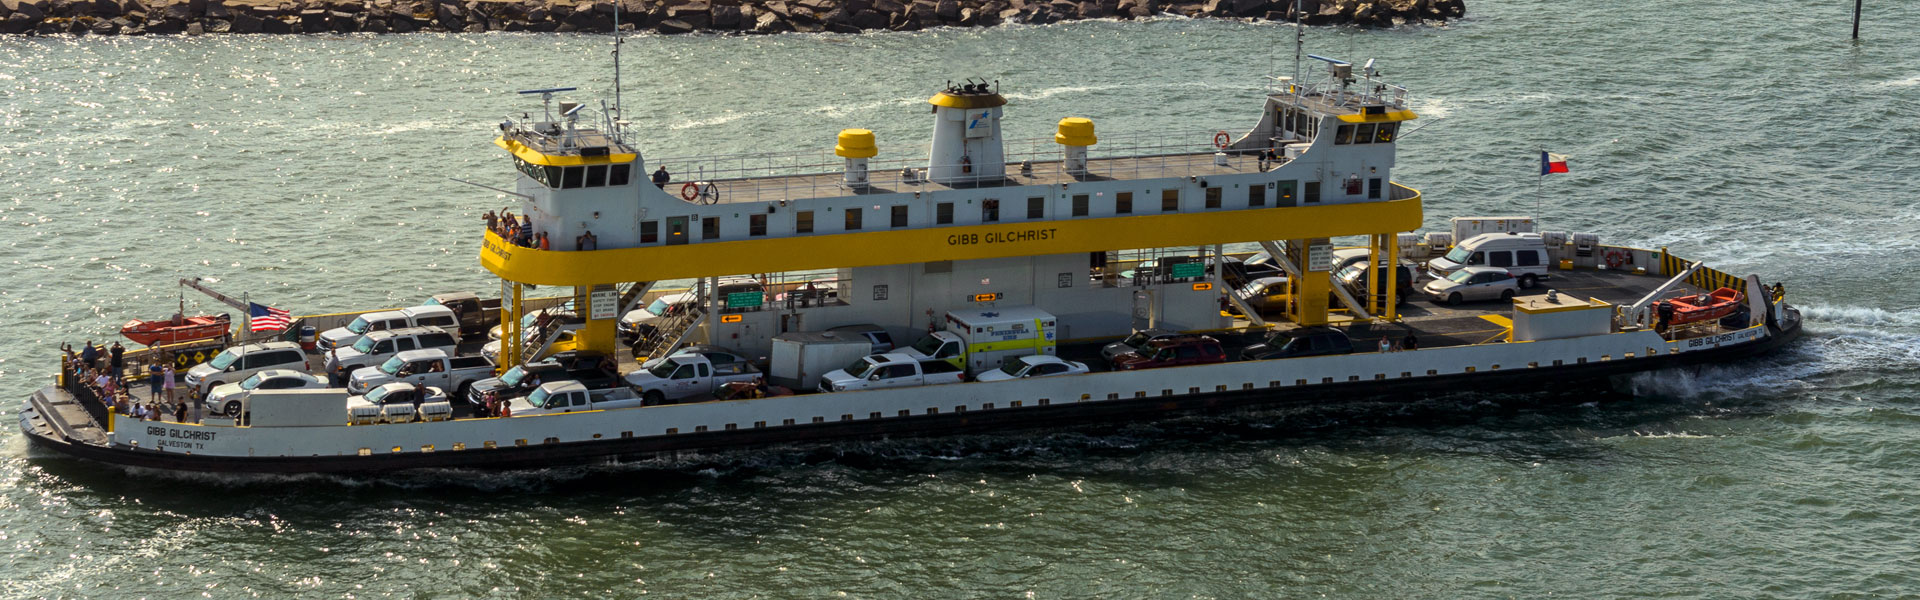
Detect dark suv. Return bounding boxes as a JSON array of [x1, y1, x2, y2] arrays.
[[465, 350, 619, 406], [1110, 335, 1227, 371], [1240, 327, 1355, 361]]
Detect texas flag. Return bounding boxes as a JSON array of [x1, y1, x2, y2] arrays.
[[1540, 151, 1570, 175]]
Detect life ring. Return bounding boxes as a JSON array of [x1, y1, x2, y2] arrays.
[[680, 182, 699, 201], [1212, 131, 1231, 149], [1604, 250, 1629, 269]]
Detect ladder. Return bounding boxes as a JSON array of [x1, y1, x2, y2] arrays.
[[631, 305, 705, 361]]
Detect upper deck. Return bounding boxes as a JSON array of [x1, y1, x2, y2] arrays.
[[658, 129, 1288, 205]]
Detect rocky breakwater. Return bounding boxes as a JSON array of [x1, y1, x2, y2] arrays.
[[0, 0, 1460, 36]]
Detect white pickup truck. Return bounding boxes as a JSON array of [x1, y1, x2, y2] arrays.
[[623, 351, 763, 405], [348, 349, 497, 396], [506, 381, 646, 416], [817, 353, 967, 393]]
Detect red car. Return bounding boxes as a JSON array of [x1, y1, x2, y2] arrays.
[[1109, 335, 1227, 370]]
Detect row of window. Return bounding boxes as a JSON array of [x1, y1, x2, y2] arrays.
[[1334, 122, 1398, 145], [1277, 106, 1321, 140], [514, 157, 633, 189], [632, 180, 1360, 243]]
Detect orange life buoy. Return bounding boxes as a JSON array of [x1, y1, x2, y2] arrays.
[[1212, 131, 1231, 149], [1605, 250, 1629, 268], [680, 182, 699, 201]]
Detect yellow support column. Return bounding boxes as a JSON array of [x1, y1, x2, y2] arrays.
[[577, 284, 619, 356], [1287, 238, 1332, 326], [497, 282, 523, 375], [1367, 234, 1383, 318], [1383, 232, 1400, 321]]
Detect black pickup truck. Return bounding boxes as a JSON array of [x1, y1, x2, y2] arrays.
[[464, 350, 620, 406]]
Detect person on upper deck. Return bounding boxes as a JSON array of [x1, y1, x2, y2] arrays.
[[652, 166, 670, 189]]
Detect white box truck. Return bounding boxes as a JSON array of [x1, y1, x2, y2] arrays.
[[769, 330, 879, 391], [902, 306, 1059, 375]]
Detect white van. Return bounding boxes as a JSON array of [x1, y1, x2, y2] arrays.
[[1425, 232, 1550, 289], [318, 304, 460, 350]]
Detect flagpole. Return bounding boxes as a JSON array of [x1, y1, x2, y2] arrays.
[[1536, 148, 1544, 217], [242, 292, 250, 337]]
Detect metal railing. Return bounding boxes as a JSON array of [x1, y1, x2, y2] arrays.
[[649, 128, 1281, 205]]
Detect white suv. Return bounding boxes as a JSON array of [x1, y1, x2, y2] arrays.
[[183, 341, 308, 395]]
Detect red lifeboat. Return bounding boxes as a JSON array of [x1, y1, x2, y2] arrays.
[[119, 313, 231, 347], [1659, 287, 1745, 327]]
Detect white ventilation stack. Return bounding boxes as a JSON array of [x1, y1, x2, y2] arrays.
[[926, 82, 1006, 185], [1055, 117, 1096, 177], [836, 129, 877, 190]]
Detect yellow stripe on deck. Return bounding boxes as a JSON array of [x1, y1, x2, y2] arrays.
[[1477, 315, 1513, 343]]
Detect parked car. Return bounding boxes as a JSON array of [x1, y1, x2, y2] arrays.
[[1240, 327, 1356, 361], [974, 355, 1091, 382], [464, 350, 621, 406], [1232, 276, 1291, 315], [507, 381, 645, 416], [1333, 259, 1418, 307], [183, 341, 309, 395], [825, 324, 895, 354], [624, 352, 763, 405], [1100, 328, 1181, 362], [1425, 232, 1550, 289], [347, 349, 496, 396], [203, 369, 328, 416], [817, 353, 966, 392], [324, 326, 459, 381], [1109, 335, 1227, 371], [318, 304, 460, 351], [1422, 266, 1520, 306]]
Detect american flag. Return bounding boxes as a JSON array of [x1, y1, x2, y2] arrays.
[[249, 302, 292, 332]]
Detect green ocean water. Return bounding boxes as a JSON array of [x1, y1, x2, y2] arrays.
[[3, 1, 1919, 596]]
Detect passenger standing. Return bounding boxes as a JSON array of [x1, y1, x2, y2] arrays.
[[162, 363, 177, 402], [81, 341, 98, 369], [1378, 337, 1392, 353], [173, 402, 187, 423], [652, 166, 670, 189], [148, 362, 164, 401], [538, 231, 550, 251], [109, 341, 125, 374], [1401, 333, 1418, 350], [484, 210, 498, 233]]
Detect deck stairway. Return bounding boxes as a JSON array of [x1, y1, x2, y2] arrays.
[[631, 304, 705, 361]]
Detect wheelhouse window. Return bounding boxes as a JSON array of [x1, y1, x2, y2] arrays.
[[1374, 123, 1397, 143], [609, 164, 632, 186], [1355, 124, 1377, 145], [1335, 124, 1355, 145], [585, 164, 608, 188], [561, 166, 585, 189]]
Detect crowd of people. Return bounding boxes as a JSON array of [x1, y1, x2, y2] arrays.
[[62, 340, 191, 423], [483, 210, 600, 251]]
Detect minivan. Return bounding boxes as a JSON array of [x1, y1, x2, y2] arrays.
[[1424, 232, 1550, 289]]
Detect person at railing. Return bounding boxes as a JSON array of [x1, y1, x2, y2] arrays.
[[162, 363, 176, 403], [484, 210, 499, 234], [652, 166, 670, 189], [109, 341, 125, 375], [172, 401, 187, 424], [516, 215, 533, 247], [537, 231, 551, 251], [577, 230, 598, 251], [80, 340, 99, 370]]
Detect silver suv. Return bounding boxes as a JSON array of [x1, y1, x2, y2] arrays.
[[183, 341, 308, 395]]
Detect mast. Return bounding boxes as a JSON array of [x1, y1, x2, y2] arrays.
[[1292, 0, 1303, 82], [612, 0, 625, 139]]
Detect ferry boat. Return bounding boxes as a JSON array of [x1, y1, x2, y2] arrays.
[[20, 56, 1802, 474]]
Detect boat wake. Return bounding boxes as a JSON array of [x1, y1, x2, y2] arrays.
[[1624, 303, 1920, 401]]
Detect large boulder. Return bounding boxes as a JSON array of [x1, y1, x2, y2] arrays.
[[709, 2, 739, 27], [229, 9, 259, 29], [160, 1, 191, 19], [184, 18, 201, 32], [750, 9, 785, 31], [652, 15, 689, 31], [7, 0, 45, 20], [260, 14, 291, 30], [932, 0, 955, 20], [432, 1, 459, 28]]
